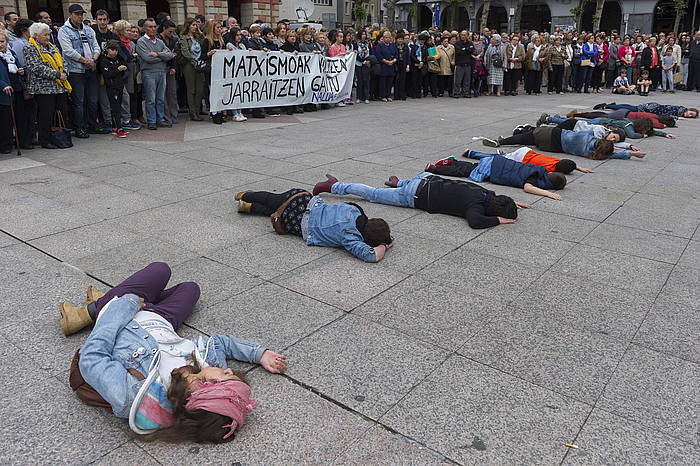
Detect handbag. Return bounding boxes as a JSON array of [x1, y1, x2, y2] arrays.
[[580, 59, 592, 67], [50, 111, 73, 149], [270, 191, 310, 234], [69, 349, 144, 412]]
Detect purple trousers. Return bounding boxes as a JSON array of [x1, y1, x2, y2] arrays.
[[94, 262, 200, 330]]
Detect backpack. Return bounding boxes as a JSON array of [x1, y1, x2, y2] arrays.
[[491, 49, 503, 68]]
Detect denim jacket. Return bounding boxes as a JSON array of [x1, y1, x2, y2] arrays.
[[58, 19, 99, 73], [305, 196, 377, 262], [560, 129, 630, 159], [79, 295, 266, 423]]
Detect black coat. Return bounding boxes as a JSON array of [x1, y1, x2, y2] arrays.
[[640, 46, 660, 68], [454, 40, 475, 66]]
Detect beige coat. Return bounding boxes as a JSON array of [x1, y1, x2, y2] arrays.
[[436, 44, 455, 75]]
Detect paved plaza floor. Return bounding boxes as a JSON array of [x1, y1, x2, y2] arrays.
[[1, 91, 699, 465]]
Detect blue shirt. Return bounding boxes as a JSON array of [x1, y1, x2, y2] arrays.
[[468, 156, 494, 182]]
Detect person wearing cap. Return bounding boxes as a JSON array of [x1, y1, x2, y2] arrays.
[[59, 262, 287, 443], [58, 4, 103, 138]]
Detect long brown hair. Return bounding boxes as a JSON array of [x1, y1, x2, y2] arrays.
[[632, 118, 653, 136], [182, 18, 201, 39], [139, 355, 248, 443]]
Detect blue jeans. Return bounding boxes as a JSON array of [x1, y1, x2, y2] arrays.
[[330, 172, 431, 208], [141, 70, 166, 124], [68, 70, 99, 131], [547, 116, 567, 125], [605, 103, 638, 112]]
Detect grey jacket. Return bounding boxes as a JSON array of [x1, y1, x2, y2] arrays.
[[136, 35, 173, 72]]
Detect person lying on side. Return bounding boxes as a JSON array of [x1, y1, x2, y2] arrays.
[[234, 188, 393, 262], [59, 262, 287, 443], [311, 172, 528, 228]]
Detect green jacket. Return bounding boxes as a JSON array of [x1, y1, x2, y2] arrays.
[[594, 117, 667, 139]]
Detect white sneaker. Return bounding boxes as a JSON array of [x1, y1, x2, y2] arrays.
[[335, 102, 346, 107], [364, 100, 370, 104], [234, 114, 247, 122]]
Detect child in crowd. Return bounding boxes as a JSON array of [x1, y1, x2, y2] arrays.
[[98, 40, 128, 137], [637, 69, 651, 95], [612, 68, 635, 95], [661, 47, 676, 93], [60, 262, 287, 443]]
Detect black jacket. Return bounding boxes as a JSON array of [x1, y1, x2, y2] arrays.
[[414, 175, 500, 229], [98, 53, 127, 89], [690, 40, 700, 61], [454, 40, 475, 66], [640, 46, 660, 68]]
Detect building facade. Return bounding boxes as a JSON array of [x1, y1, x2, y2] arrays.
[[394, 0, 699, 35], [1, 0, 696, 33], [0, 0, 280, 26]]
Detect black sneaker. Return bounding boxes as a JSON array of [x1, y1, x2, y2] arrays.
[[536, 113, 549, 127], [74, 129, 89, 139], [482, 137, 500, 148], [147, 123, 157, 130], [156, 121, 172, 128], [593, 103, 607, 110]]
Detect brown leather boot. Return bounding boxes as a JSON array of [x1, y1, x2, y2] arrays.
[[59, 301, 94, 336], [84, 285, 105, 305], [312, 174, 338, 195], [238, 200, 252, 213], [234, 190, 252, 201]]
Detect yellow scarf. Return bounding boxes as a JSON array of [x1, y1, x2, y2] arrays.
[[30, 37, 72, 93]]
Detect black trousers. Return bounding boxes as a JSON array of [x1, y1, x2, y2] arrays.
[[0, 105, 12, 151], [394, 68, 407, 100], [591, 65, 604, 90], [429, 160, 476, 178], [34, 93, 69, 145], [13, 92, 35, 148], [501, 131, 536, 146], [689, 59, 700, 90], [525, 70, 542, 93], [241, 189, 305, 216], [555, 119, 578, 130], [438, 75, 453, 96], [548, 65, 564, 93], [379, 75, 393, 99], [647, 66, 661, 89], [504, 69, 520, 93], [106, 86, 123, 130], [410, 67, 423, 97]]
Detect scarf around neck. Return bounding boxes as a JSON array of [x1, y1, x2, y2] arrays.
[[29, 37, 72, 92], [0, 49, 18, 73]]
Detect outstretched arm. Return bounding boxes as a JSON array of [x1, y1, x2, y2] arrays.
[[515, 201, 533, 208], [524, 183, 563, 200], [575, 165, 594, 173]]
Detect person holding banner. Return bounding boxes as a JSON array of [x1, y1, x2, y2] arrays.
[[201, 20, 226, 124], [234, 189, 393, 263], [280, 31, 304, 115], [328, 30, 347, 107]]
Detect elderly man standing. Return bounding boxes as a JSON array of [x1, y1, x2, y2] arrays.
[[58, 4, 103, 138], [136, 18, 173, 130]]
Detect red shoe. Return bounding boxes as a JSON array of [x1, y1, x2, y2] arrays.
[[425, 163, 436, 172], [116, 129, 128, 138], [384, 175, 399, 188], [434, 156, 455, 166], [312, 174, 338, 195]]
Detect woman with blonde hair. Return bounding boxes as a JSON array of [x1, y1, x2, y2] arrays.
[[113, 19, 141, 130], [201, 20, 226, 124]]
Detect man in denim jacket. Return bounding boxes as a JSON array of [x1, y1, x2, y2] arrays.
[[58, 4, 101, 138]]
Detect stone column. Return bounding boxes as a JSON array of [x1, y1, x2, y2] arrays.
[[170, 0, 188, 24], [120, 0, 147, 24]]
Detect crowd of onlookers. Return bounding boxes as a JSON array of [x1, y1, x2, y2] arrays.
[[1, 3, 700, 152]]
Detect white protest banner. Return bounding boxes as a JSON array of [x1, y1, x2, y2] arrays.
[[209, 50, 356, 111]]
